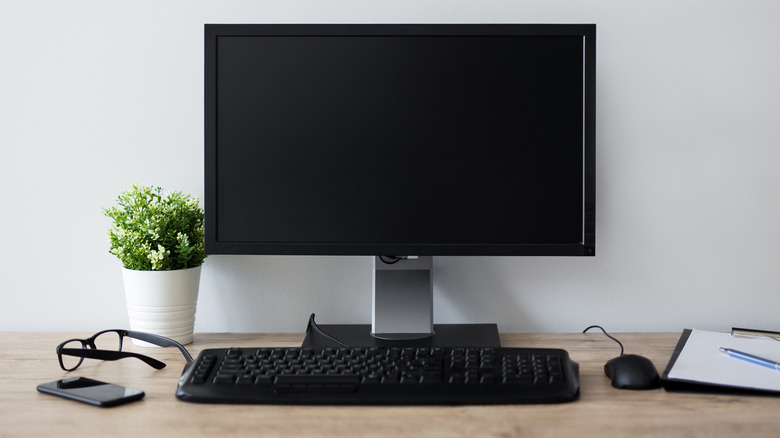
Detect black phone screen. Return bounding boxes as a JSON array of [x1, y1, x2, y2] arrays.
[[37, 377, 144, 407]]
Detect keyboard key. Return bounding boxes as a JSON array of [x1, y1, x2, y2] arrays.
[[274, 375, 360, 393]]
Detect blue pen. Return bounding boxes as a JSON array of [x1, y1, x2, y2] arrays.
[[719, 347, 780, 371]]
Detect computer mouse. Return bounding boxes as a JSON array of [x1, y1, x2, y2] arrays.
[[604, 354, 661, 390]]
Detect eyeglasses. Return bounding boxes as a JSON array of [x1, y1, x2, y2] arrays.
[[56, 329, 193, 371]]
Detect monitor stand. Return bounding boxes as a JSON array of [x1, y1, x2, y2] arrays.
[[301, 256, 501, 348]]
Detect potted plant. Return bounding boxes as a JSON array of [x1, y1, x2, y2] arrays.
[[104, 185, 206, 345]]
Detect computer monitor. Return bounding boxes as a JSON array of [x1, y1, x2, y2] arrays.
[[204, 24, 596, 347]]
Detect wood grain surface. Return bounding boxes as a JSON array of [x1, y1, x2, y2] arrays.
[[2, 332, 778, 437]]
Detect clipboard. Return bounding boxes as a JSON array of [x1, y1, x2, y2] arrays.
[[661, 328, 780, 396]]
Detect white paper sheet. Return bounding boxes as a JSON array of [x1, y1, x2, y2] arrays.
[[667, 329, 780, 391]]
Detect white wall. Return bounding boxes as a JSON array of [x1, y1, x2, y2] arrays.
[[2, 0, 779, 334]]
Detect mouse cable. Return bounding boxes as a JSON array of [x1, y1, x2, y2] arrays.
[[306, 313, 351, 348], [583, 325, 624, 356]]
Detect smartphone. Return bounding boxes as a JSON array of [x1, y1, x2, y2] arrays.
[[37, 377, 144, 407]]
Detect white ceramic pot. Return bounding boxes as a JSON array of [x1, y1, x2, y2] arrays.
[[121, 265, 202, 346]]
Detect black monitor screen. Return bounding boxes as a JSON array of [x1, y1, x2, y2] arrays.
[[205, 24, 595, 256]]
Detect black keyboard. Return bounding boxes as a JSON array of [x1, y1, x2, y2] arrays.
[[176, 346, 579, 405]]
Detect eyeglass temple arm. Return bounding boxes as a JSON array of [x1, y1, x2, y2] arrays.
[[59, 348, 166, 369], [126, 330, 194, 363]]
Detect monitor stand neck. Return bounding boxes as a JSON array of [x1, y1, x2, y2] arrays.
[[300, 256, 500, 348], [371, 256, 435, 340]]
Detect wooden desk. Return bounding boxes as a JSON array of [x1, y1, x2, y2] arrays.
[[2, 332, 779, 437]]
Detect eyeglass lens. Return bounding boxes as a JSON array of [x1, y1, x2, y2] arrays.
[[59, 340, 86, 370], [60, 331, 125, 370], [92, 330, 123, 351]]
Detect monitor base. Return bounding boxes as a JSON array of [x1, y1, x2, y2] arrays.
[[301, 323, 501, 348]]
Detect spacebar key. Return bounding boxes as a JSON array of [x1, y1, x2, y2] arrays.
[[273, 375, 360, 393]]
